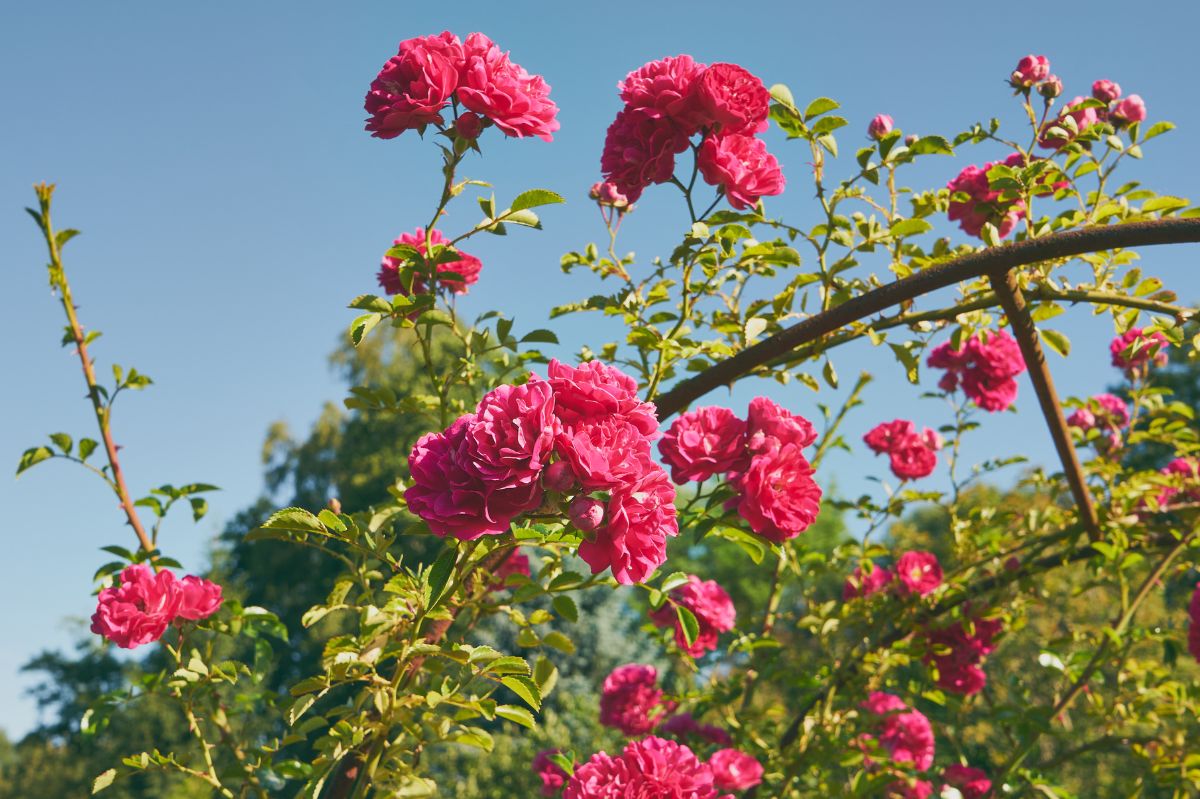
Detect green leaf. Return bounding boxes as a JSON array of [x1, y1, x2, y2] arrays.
[[78, 438, 99, 461], [675, 605, 700, 648], [660, 571, 690, 593], [542, 631, 575, 654], [257, 507, 327, 535], [520, 329, 559, 345], [448, 728, 494, 751], [501, 675, 542, 710], [510, 189, 565, 213], [49, 432, 73, 455], [188, 497, 208, 522], [552, 595, 578, 623], [504, 209, 542, 228], [533, 655, 559, 698], [16, 446, 54, 476], [92, 768, 118, 794], [351, 313, 382, 346], [803, 96, 839, 119], [889, 218, 933, 238], [485, 656, 531, 676], [1142, 121, 1175, 141], [426, 546, 458, 608], [348, 294, 392, 313], [1040, 329, 1071, 357], [709, 525, 766, 564], [909, 136, 954, 156], [495, 704, 536, 729]]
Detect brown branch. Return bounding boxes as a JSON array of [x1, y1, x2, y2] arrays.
[[990, 270, 1100, 539], [32, 184, 154, 556], [654, 217, 1200, 419]]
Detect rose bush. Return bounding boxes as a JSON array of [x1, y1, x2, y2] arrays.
[[15, 40, 1200, 799]]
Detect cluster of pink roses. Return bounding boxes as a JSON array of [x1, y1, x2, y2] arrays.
[[599, 663, 673, 735], [560, 736, 763, 798], [1157, 457, 1200, 510], [376, 227, 483, 298], [1110, 327, 1170, 376], [861, 692, 992, 799], [90, 564, 223, 649], [927, 330, 1026, 412], [649, 574, 737, 657], [365, 31, 558, 141], [407, 360, 677, 585], [921, 611, 1003, 695], [946, 152, 1029, 239], [863, 419, 943, 480], [1038, 82, 1147, 150], [843, 551, 943, 600], [1067, 392, 1130, 450], [599, 56, 784, 209], [658, 398, 823, 542]]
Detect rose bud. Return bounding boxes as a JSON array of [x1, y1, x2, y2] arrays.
[[569, 496, 605, 532], [867, 114, 894, 140]]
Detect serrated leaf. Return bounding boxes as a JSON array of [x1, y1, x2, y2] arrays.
[[520, 329, 559, 344], [510, 189, 565, 213], [552, 595, 578, 623], [803, 96, 839, 119], [501, 675, 541, 710], [257, 507, 327, 535], [889, 218, 932, 238], [909, 136, 954, 156], [495, 704, 536, 729], [504, 209, 541, 228], [426, 546, 457, 608], [660, 571, 690, 593], [675, 605, 700, 648], [542, 631, 575, 654], [92, 768, 117, 794], [351, 313, 381, 346], [533, 655, 558, 698], [484, 656, 531, 676], [1041, 329, 1071, 357], [78, 438, 99, 461], [49, 432, 73, 455], [16, 446, 54, 476]]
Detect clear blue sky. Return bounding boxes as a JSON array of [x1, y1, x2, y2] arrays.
[[2, 1, 1198, 737]]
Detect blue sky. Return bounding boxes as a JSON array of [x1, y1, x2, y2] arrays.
[[2, 1, 1198, 737]]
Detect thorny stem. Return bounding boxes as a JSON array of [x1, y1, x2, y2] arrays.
[[30, 184, 155, 558]]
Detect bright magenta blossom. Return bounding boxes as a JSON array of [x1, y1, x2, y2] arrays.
[[1010, 54, 1050, 88], [659, 406, 749, 484], [563, 737, 722, 799], [91, 565, 221, 649], [365, 32, 464, 138], [618, 55, 707, 133], [650, 575, 737, 657], [868, 114, 894, 140], [600, 107, 691, 202], [1110, 327, 1169, 374], [843, 563, 895, 599], [927, 330, 1025, 412], [860, 692, 935, 771], [896, 551, 943, 597], [533, 749, 569, 797], [730, 442, 822, 542], [457, 33, 559, 141], [864, 419, 941, 480], [946, 153, 1027, 239], [1112, 94, 1147, 124], [923, 613, 1002, 695], [1092, 79, 1122, 103], [693, 63, 770, 135], [548, 359, 660, 439], [1039, 96, 1101, 150], [599, 664, 669, 736], [697, 132, 785, 211], [378, 228, 482, 296], [942, 764, 992, 799], [585, 466, 678, 585], [746, 396, 817, 453], [490, 550, 531, 590], [178, 575, 223, 621], [1068, 393, 1130, 450], [708, 748, 763, 791]]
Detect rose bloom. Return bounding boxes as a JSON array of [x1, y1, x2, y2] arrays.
[[708, 749, 763, 791], [600, 107, 692, 202], [547, 359, 660, 440], [729, 443, 822, 542], [658, 406, 748, 484], [864, 420, 940, 480], [364, 31, 464, 138], [378, 228, 482, 296], [697, 132, 785, 211], [868, 114, 894, 140], [1189, 584, 1200, 664], [466, 377, 557, 490], [1158, 457, 1200, 509], [1112, 94, 1147, 124], [456, 32, 559, 141], [843, 563, 895, 599], [650, 575, 737, 657], [599, 664, 668, 736], [619, 55, 708, 133], [580, 462, 678, 585], [896, 551, 943, 597], [660, 713, 732, 746], [90, 564, 183, 649], [1110, 327, 1169, 374], [178, 575, 223, 621], [407, 415, 514, 540], [889, 442, 938, 480], [928, 331, 1025, 412], [924, 614, 1003, 695], [860, 692, 936, 771], [887, 781, 934, 799], [692, 62, 770, 134], [1068, 393, 1130, 450], [863, 419, 916, 454], [1038, 96, 1101, 150], [745, 396, 817, 453], [533, 749, 568, 797], [942, 764, 992, 799], [557, 417, 653, 491], [1092, 79, 1122, 103], [563, 737, 721, 799], [946, 154, 1027, 239], [1009, 54, 1050, 87]]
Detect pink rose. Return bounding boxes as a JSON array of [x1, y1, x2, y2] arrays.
[[708, 749, 763, 791], [599, 664, 669, 736], [697, 132, 785, 211], [533, 749, 569, 797], [843, 563, 895, 599], [581, 465, 678, 585], [543, 460, 576, 492], [860, 692, 935, 770], [177, 575, 223, 621], [1112, 94, 1147, 124], [896, 551, 942, 597], [1158, 457, 1200, 509], [946, 155, 1027, 239], [942, 764, 992, 799], [888, 780, 934, 799], [364, 32, 464, 138], [1038, 96, 1101, 150], [1092, 79, 1122, 103], [619, 55, 708, 133], [90, 564, 183, 649], [745, 396, 817, 454], [868, 114, 894, 140], [467, 377, 557, 486], [457, 33, 559, 141], [889, 442, 938, 480], [1009, 54, 1050, 88], [923, 613, 1002, 695], [1110, 327, 1169, 374], [864, 420, 940, 480], [863, 419, 916, 454], [454, 111, 484, 140], [1189, 583, 1200, 664], [548, 359, 660, 440], [1068, 393, 1130, 449], [729, 443, 822, 543], [928, 331, 1025, 412], [692, 63, 770, 134], [649, 575, 737, 657], [556, 417, 653, 491], [406, 415, 513, 540], [564, 737, 721, 799], [658, 406, 749, 484], [378, 228, 482, 296], [590, 181, 631, 209], [600, 108, 691, 202]]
